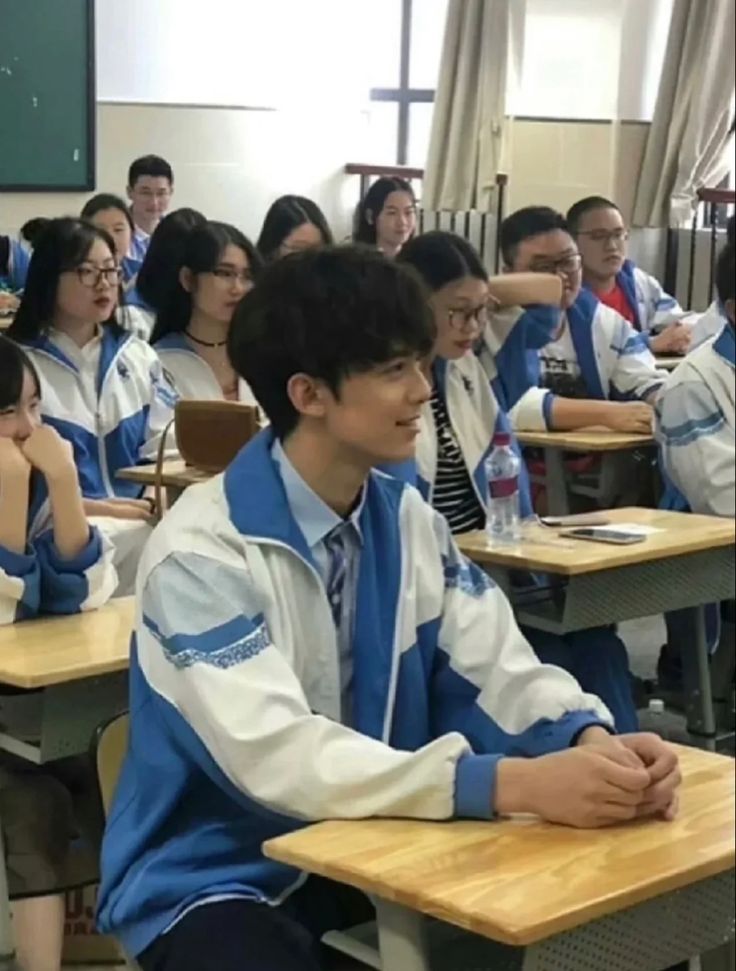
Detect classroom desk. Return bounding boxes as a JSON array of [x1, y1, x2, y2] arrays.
[[265, 745, 735, 971], [516, 428, 655, 515], [0, 597, 133, 763], [0, 598, 133, 969], [458, 508, 736, 747]]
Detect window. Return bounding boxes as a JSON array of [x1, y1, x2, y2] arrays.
[[366, 0, 449, 165], [509, 0, 674, 121]]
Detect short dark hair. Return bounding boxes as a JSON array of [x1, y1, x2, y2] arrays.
[[228, 246, 435, 439], [8, 218, 122, 342], [136, 208, 206, 313], [19, 217, 51, 248], [566, 196, 620, 235], [500, 206, 568, 266], [81, 193, 134, 232], [398, 231, 487, 291], [0, 334, 41, 411], [256, 195, 334, 261], [150, 221, 263, 344], [716, 238, 735, 306], [127, 154, 174, 188], [353, 177, 417, 245]]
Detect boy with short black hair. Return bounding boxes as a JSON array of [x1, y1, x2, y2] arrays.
[[126, 154, 174, 263], [481, 206, 666, 435], [656, 241, 735, 517], [98, 247, 678, 971], [567, 195, 690, 355]]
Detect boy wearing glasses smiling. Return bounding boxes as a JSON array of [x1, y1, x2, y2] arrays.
[[126, 154, 175, 267], [567, 196, 691, 356], [482, 207, 667, 437], [8, 218, 178, 594]]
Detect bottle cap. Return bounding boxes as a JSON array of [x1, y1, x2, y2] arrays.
[[493, 432, 511, 446], [648, 698, 665, 714]]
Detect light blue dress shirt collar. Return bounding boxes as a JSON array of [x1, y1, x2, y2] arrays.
[[271, 439, 364, 555]]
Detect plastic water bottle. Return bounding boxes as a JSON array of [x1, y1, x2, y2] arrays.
[[485, 432, 521, 542], [646, 698, 671, 740]]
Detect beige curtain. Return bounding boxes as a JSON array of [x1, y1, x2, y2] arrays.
[[632, 0, 735, 228], [423, 0, 525, 212]]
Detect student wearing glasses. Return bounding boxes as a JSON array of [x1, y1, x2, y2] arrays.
[[395, 232, 638, 732], [126, 155, 175, 267], [567, 196, 690, 356], [481, 207, 667, 435], [151, 221, 263, 403], [8, 218, 177, 594], [81, 193, 152, 338]]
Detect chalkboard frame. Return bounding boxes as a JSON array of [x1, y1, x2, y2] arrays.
[[0, 0, 96, 192]]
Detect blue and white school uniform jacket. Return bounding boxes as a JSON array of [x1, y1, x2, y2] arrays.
[[690, 300, 728, 351], [19, 327, 178, 500], [655, 324, 735, 518], [481, 291, 667, 431], [0, 476, 117, 625], [97, 429, 611, 956], [414, 355, 533, 519], [613, 259, 685, 339], [154, 333, 257, 405]]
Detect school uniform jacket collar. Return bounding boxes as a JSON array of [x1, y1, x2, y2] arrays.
[[616, 259, 642, 331], [224, 428, 405, 739], [714, 323, 736, 368], [22, 326, 132, 395]]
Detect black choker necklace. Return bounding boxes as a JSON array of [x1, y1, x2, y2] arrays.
[[185, 329, 228, 348]]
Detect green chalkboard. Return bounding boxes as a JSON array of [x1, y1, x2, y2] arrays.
[[0, 0, 95, 190]]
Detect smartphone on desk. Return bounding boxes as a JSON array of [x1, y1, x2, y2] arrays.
[[561, 527, 646, 545]]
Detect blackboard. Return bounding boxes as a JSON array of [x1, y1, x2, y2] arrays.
[[0, 0, 95, 191]]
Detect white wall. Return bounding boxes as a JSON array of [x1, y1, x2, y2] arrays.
[[0, 102, 369, 239]]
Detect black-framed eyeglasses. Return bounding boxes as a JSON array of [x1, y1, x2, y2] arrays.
[[447, 304, 492, 330], [529, 254, 583, 276], [211, 267, 253, 286], [577, 229, 629, 246], [70, 265, 123, 288]]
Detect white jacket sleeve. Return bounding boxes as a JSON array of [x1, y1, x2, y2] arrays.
[[138, 549, 481, 822], [508, 386, 554, 431], [429, 512, 613, 749], [655, 375, 735, 517], [639, 270, 685, 333], [608, 313, 667, 401]]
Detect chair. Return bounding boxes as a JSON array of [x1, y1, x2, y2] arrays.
[[93, 712, 139, 969], [94, 711, 129, 817]]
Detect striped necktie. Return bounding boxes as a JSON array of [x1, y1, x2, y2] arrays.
[[324, 525, 348, 630]]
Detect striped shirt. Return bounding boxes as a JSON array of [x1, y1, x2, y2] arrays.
[[430, 386, 486, 535]]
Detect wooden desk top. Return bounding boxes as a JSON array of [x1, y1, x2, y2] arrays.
[[264, 745, 735, 947], [457, 507, 735, 576], [0, 597, 133, 689], [516, 428, 654, 451], [116, 461, 213, 490]]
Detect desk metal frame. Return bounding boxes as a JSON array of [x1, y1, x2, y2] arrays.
[[364, 870, 736, 971]]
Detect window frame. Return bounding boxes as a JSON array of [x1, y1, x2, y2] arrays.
[[369, 0, 438, 165]]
